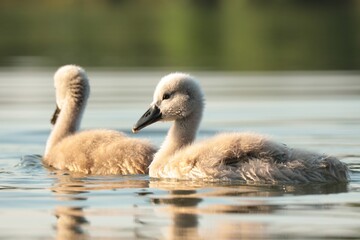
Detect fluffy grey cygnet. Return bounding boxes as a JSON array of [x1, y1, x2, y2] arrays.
[[44, 65, 156, 175], [133, 72, 348, 183]]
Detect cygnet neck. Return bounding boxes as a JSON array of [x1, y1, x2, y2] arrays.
[[44, 97, 87, 157], [152, 107, 203, 166]]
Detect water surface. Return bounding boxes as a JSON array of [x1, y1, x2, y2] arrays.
[[0, 69, 360, 239]]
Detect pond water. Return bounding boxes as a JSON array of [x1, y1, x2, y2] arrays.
[[0, 69, 360, 239]]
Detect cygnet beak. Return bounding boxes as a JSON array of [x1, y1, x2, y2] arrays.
[[51, 105, 60, 125], [132, 105, 162, 133]]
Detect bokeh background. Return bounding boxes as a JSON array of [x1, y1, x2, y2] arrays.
[[0, 0, 359, 71]]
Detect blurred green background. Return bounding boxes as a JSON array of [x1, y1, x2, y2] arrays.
[[0, 0, 359, 71]]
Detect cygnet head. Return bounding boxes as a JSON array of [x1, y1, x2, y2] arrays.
[[133, 72, 204, 132], [51, 65, 90, 125]]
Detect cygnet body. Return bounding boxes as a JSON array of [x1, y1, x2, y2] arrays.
[[43, 65, 156, 175], [132, 73, 348, 183]]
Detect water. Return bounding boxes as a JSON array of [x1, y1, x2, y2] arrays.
[[1, 69, 360, 239]]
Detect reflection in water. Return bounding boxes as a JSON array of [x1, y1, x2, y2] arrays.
[[51, 174, 90, 240], [51, 171, 149, 193], [282, 182, 348, 195], [50, 175, 88, 240], [151, 189, 202, 240], [54, 206, 89, 240], [148, 179, 349, 239], [149, 181, 271, 239], [50, 172, 151, 239], [149, 179, 348, 197]]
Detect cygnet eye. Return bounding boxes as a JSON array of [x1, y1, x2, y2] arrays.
[[162, 93, 171, 100]]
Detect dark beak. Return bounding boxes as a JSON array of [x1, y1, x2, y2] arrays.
[[132, 105, 162, 133], [51, 105, 60, 125]]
